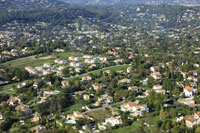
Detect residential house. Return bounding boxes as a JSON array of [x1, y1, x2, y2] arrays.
[[127, 67, 133, 73], [104, 117, 122, 127], [184, 87, 194, 97], [85, 59, 97, 64], [92, 83, 103, 91], [118, 78, 131, 84], [153, 85, 162, 90], [31, 113, 41, 123], [184, 113, 200, 128], [128, 86, 139, 91], [99, 57, 107, 61], [83, 94, 90, 101], [150, 72, 161, 80], [70, 62, 82, 67], [187, 76, 198, 82], [17, 81, 32, 89], [82, 76, 92, 81], [181, 72, 188, 79], [121, 101, 149, 116], [69, 56, 81, 61], [66, 111, 84, 124], [7, 96, 21, 106], [15, 104, 33, 116], [97, 94, 113, 104], [61, 80, 69, 88], [150, 66, 160, 72], [83, 55, 93, 59], [54, 59, 66, 64], [58, 65, 67, 71], [30, 125, 46, 133], [43, 63, 52, 68], [0, 112, 4, 121], [43, 90, 60, 96], [176, 81, 184, 88], [42, 70, 52, 75], [177, 98, 196, 107]]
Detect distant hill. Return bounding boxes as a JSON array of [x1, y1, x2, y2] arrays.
[[0, 0, 70, 10], [60, 0, 200, 6]]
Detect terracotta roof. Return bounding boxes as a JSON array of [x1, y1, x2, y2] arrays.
[[184, 87, 193, 92], [195, 112, 200, 115], [127, 102, 137, 107], [184, 115, 197, 122]]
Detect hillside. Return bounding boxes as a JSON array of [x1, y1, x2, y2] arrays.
[[61, 0, 200, 6]]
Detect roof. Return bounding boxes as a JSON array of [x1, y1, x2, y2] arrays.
[[195, 112, 200, 115], [184, 115, 197, 122], [127, 102, 137, 107], [184, 87, 193, 92]]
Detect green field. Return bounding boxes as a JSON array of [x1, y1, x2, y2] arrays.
[[0, 52, 83, 69], [63, 104, 82, 114], [66, 64, 130, 81]]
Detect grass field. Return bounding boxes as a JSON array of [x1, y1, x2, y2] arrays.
[[85, 108, 112, 121], [113, 116, 160, 133], [63, 104, 82, 114], [66, 64, 130, 81], [0, 52, 83, 69]]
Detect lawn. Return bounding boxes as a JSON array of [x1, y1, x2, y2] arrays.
[[0, 52, 83, 69], [66, 64, 130, 81], [114, 116, 160, 133], [85, 108, 112, 121], [63, 104, 82, 114]]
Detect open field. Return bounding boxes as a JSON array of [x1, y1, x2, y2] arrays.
[[63, 104, 82, 114], [85, 108, 112, 121], [66, 64, 130, 81], [0, 52, 83, 69]]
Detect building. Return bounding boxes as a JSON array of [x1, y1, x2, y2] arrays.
[[184, 87, 194, 97], [104, 117, 122, 127], [118, 78, 131, 84], [153, 85, 162, 90], [83, 55, 93, 59], [30, 125, 46, 133], [83, 94, 90, 101], [15, 104, 33, 116], [150, 72, 161, 80], [92, 83, 103, 91], [43, 63, 52, 68], [128, 86, 139, 91], [58, 65, 67, 70], [7, 96, 21, 106], [69, 56, 81, 61], [54, 59, 67, 64], [150, 66, 160, 72], [61, 80, 69, 88], [121, 101, 149, 116]]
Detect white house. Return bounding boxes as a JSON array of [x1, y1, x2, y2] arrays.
[[54, 59, 67, 64], [104, 117, 122, 127], [99, 57, 107, 61], [43, 63, 52, 68], [121, 101, 149, 116], [150, 66, 160, 72], [85, 59, 97, 64], [150, 72, 161, 80], [58, 65, 67, 70], [83, 55, 93, 59], [70, 62, 82, 67], [184, 87, 194, 97], [153, 85, 162, 90], [68, 56, 81, 61]]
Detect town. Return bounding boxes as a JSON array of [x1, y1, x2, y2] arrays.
[[1, 0, 200, 133]]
